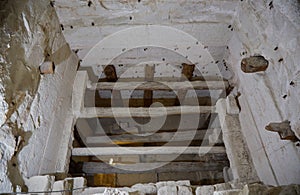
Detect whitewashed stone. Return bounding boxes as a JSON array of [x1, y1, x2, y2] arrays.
[[209, 128, 223, 145], [131, 183, 157, 194], [216, 99, 259, 183], [226, 95, 240, 115], [223, 167, 234, 183], [196, 185, 214, 195], [175, 180, 191, 186], [214, 183, 232, 191], [158, 186, 177, 195], [213, 189, 243, 195], [52, 180, 66, 195], [81, 187, 107, 195], [177, 186, 193, 195], [26, 175, 55, 194]]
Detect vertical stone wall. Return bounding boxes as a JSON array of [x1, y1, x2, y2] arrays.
[[227, 0, 300, 186], [0, 0, 78, 192]]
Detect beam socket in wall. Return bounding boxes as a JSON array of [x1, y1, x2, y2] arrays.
[[39, 61, 55, 74]]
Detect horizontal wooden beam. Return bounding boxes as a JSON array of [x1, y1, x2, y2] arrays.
[[98, 76, 227, 83], [89, 80, 228, 91], [79, 106, 215, 118], [77, 153, 228, 164], [72, 146, 226, 156], [86, 129, 209, 145], [94, 97, 213, 107], [82, 161, 228, 174]]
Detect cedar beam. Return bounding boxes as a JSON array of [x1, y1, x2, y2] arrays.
[[82, 161, 228, 174], [79, 106, 215, 118], [86, 129, 210, 145], [72, 146, 226, 156], [144, 65, 155, 107], [89, 80, 228, 91]]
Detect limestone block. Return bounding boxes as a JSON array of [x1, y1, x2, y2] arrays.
[[72, 177, 87, 189], [103, 188, 130, 195], [213, 189, 243, 195], [52, 180, 65, 195], [64, 177, 86, 195], [155, 181, 176, 189], [157, 186, 177, 195], [81, 187, 107, 195], [242, 183, 269, 194], [214, 183, 232, 191], [229, 181, 246, 190], [26, 175, 55, 194], [155, 180, 190, 189], [39, 61, 55, 74], [223, 167, 233, 183], [131, 183, 157, 194], [196, 185, 214, 195], [267, 184, 300, 195], [226, 95, 240, 115], [177, 186, 193, 195], [175, 180, 191, 186], [209, 128, 223, 145]]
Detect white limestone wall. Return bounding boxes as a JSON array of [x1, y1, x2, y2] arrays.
[[0, 0, 78, 192], [227, 0, 300, 186], [54, 0, 239, 80]]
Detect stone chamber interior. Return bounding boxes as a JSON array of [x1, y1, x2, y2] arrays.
[[0, 0, 300, 194]]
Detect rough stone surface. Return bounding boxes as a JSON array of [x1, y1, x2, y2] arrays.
[[226, 95, 240, 115], [227, 0, 300, 185], [177, 185, 193, 195], [25, 175, 55, 194], [52, 180, 66, 195], [131, 183, 157, 194], [196, 185, 214, 195], [216, 99, 259, 183], [0, 0, 78, 192], [241, 56, 269, 73], [1, 0, 300, 192], [223, 167, 234, 183], [155, 180, 190, 189], [157, 186, 177, 195], [213, 189, 243, 195], [214, 183, 232, 191], [209, 128, 223, 146]]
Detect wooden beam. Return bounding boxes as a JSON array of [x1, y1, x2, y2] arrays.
[[94, 97, 213, 107], [103, 65, 123, 107], [98, 76, 227, 82], [79, 106, 215, 118], [72, 146, 226, 156], [103, 65, 118, 82], [140, 153, 228, 163], [176, 63, 195, 105], [144, 65, 155, 107], [80, 153, 228, 164], [86, 129, 209, 145], [181, 63, 195, 80], [89, 80, 228, 91], [82, 161, 228, 174]]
